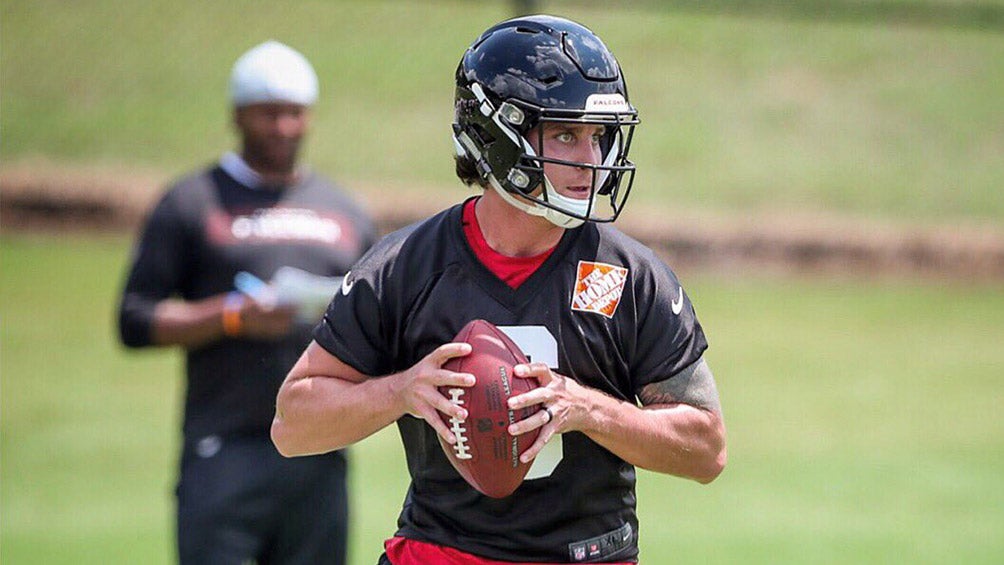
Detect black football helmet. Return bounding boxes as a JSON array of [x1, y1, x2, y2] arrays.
[[453, 15, 639, 227]]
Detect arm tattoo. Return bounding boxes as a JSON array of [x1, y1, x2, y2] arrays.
[[638, 358, 722, 414]]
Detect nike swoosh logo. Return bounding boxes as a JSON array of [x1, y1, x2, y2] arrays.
[[340, 272, 355, 296], [671, 286, 684, 315]]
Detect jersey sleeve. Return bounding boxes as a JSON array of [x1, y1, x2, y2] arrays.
[[312, 232, 406, 377], [628, 254, 708, 395], [117, 189, 192, 348]]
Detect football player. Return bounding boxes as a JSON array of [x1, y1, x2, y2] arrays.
[[272, 15, 726, 564]]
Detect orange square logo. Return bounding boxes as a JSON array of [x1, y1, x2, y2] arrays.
[[571, 261, 629, 318]]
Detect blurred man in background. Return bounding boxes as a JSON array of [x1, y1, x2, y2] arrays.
[[118, 40, 376, 565], [272, 15, 725, 564]]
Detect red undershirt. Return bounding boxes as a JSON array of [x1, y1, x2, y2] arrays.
[[384, 198, 633, 565], [461, 197, 555, 289], [384, 535, 634, 565]]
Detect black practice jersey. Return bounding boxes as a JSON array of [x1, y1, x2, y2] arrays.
[[119, 165, 376, 439], [313, 199, 707, 563]]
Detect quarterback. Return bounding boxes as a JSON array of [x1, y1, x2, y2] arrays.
[[272, 15, 727, 564]]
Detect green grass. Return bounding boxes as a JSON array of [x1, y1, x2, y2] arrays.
[[3, 3, 1003, 561], [3, 235, 1003, 564], [3, 0, 1003, 222]]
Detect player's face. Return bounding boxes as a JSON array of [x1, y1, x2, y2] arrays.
[[235, 102, 311, 174], [528, 122, 605, 200]]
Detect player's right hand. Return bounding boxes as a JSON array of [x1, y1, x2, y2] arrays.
[[389, 343, 475, 445], [240, 298, 297, 339]]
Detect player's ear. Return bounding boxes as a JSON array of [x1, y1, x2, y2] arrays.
[[232, 106, 244, 131], [232, 106, 253, 142]]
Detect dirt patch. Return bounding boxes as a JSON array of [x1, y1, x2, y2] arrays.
[[4, 161, 1003, 280], [625, 208, 1004, 280], [1, 161, 165, 234]]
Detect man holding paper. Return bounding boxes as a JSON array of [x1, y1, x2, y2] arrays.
[[117, 41, 376, 565]]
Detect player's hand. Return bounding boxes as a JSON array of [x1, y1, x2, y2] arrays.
[[389, 343, 475, 445], [239, 297, 297, 339], [506, 362, 588, 463]]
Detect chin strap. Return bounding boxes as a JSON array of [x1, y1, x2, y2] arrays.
[[486, 174, 585, 229], [455, 127, 587, 229]]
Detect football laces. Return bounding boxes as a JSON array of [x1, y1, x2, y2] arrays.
[[446, 388, 473, 460]]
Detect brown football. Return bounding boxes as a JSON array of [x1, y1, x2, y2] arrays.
[[438, 319, 540, 498]]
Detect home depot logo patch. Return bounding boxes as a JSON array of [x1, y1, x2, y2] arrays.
[[571, 261, 629, 318]]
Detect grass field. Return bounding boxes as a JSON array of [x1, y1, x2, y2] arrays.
[[3, 0, 1003, 563], [3, 0, 1003, 222], [3, 234, 1002, 564]]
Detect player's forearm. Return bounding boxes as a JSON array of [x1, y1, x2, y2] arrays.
[[151, 296, 229, 348], [582, 390, 727, 483], [271, 371, 402, 457]]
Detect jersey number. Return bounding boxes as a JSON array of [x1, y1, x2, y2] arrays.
[[497, 326, 562, 480]]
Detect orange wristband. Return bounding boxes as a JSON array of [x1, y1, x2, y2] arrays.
[[222, 292, 244, 337]]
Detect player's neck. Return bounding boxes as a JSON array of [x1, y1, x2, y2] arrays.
[[475, 191, 564, 257], [257, 171, 299, 188], [241, 152, 300, 188]]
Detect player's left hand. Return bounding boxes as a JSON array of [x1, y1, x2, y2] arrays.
[[506, 362, 588, 464]]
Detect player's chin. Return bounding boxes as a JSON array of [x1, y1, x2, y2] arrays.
[[265, 144, 300, 169], [557, 186, 591, 200]]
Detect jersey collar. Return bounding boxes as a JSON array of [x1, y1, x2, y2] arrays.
[[218, 152, 311, 190], [219, 152, 264, 189]]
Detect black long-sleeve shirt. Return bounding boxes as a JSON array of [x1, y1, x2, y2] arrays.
[[119, 164, 376, 439]]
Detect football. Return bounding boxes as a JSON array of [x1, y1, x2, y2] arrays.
[[438, 319, 541, 498]]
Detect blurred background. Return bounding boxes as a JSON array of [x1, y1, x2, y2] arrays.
[[2, 0, 1003, 563]]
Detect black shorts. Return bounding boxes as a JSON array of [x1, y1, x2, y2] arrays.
[[176, 434, 348, 565]]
